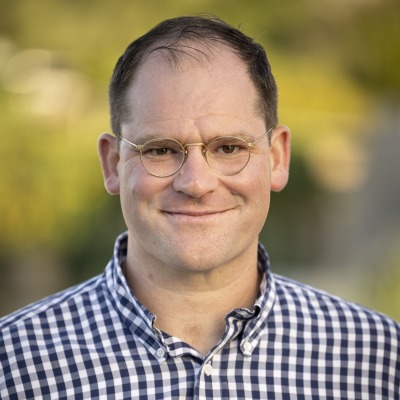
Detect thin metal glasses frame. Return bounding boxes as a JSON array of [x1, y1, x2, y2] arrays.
[[118, 127, 273, 178]]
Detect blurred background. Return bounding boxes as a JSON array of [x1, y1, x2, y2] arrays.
[[1, 0, 399, 319]]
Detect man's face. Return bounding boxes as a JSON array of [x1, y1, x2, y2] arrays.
[[100, 45, 290, 273]]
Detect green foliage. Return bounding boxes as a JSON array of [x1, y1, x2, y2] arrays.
[[1, 0, 399, 319]]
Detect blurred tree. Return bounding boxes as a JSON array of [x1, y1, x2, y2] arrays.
[[0, 0, 398, 319]]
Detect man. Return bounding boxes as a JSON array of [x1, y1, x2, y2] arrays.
[[1, 16, 399, 399]]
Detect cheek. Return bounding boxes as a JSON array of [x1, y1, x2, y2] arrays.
[[119, 158, 151, 193], [243, 160, 271, 197], [242, 164, 271, 219], [118, 160, 170, 212], [118, 160, 149, 216], [250, 176, 271, 234], [229, 170, 270, 217], [252, 179, 270, 216]]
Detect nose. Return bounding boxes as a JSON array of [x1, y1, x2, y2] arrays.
[[172, 144, 219, 198]]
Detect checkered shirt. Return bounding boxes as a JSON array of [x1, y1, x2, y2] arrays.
[[1, 232, 399, 399]]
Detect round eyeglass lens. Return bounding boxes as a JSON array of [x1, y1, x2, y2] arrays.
[[205, 136, 251, 175], [140, 138, 185, 177]]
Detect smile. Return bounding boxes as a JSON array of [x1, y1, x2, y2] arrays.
[[162, 209, 231, 220]]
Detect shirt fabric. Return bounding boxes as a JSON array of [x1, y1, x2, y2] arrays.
[[1, 232, 399, 399]]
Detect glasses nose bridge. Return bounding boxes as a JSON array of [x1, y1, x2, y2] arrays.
[[182, 142, 208, 158], [180, 141, 210, 170], [182, 142, 207, 150]]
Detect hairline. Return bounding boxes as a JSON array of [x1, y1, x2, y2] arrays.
[[109, 17, 278, 140], [118, 40, 267, 132]]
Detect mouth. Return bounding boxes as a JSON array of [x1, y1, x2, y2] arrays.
[[162, 208, 232, 220]]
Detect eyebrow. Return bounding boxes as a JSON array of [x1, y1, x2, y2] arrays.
[[123, 133, 167, 144], [222, 132, 256, 142], [128, 131, 257, 145]]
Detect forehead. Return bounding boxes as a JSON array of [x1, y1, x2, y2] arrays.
[[122, 43, 264, 137]]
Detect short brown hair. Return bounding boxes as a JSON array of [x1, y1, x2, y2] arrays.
[[109, 16, 278, 136]]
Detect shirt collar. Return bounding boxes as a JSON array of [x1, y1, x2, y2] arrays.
[[105, 232, 276, 357], [238, 243, 276, 355], [106, 232, 165, 357]]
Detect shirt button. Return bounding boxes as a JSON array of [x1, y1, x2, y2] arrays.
[[243, 341, 252, 354], [203, 363, 213, 376], [156, 347, 166, 359]]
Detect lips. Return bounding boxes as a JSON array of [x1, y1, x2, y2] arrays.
[[163, 209, 228, 216]]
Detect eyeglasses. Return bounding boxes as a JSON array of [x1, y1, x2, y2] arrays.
[[118, 128, 273, 178]]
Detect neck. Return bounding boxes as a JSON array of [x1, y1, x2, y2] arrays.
[[124, 244, 261, 356]]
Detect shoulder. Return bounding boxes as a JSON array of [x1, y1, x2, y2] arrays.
[[0, 273, 104, 334], [271, 273, 400, 338]]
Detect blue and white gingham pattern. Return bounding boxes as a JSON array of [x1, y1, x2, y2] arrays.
[[1, 232, 399, 399]]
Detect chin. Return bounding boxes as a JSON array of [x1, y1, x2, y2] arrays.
[[159, 241, 244, 275]]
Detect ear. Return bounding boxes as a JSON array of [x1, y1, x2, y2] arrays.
[[269, 125, 291, 192], [98, 133, 120, 195]]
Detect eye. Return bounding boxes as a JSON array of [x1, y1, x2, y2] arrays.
[[209, 137, 249, 157], [143, 146, 176, 157], [141, 140, 183, 159], [152, 147, 174, 156], [218, 144, 240, 154]]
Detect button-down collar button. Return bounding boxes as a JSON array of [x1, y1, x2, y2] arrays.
[[156, 347, 166, 359], [203, 363, 213, 376], [242, 341, 252, 355]]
